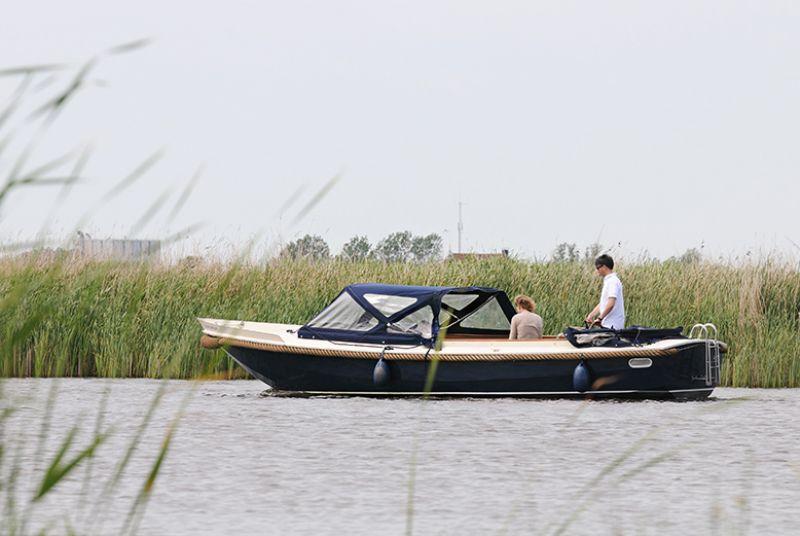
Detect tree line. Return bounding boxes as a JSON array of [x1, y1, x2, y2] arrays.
[[281, 232, 443, 262], [551, 242, 704, 264], [282, 236, 705, 264]]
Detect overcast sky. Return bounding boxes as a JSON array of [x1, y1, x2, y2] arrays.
[[1, 0, 799, 260]]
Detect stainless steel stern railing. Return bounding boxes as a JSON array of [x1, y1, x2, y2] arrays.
[[689, 323, 721, 386]]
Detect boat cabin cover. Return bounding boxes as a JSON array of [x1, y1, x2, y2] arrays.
[[297, 283, 516, 347]]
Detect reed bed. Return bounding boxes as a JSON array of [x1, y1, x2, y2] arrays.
[[1, 255, 798, 387]]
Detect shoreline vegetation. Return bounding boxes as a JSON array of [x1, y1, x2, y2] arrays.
[[1, 255, 798, 387]]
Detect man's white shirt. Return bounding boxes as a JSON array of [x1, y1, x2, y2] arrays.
[[599, 272, 625, 329]]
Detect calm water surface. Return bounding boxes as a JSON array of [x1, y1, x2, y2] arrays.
[[2, 379, 799, 535]]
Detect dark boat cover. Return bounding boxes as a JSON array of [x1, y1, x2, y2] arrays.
[[563, 326, 685, 348], [297, 283, 516, 347]]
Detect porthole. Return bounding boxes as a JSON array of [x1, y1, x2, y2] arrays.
[[628, 357, 652, 369]]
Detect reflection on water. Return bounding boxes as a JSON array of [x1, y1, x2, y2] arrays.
[[3, 379, 799, 535]]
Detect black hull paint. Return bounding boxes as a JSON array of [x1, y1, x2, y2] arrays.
[[224, 342, 717, 400]]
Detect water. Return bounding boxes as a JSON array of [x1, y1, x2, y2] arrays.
[[2, 379, 799, 535]]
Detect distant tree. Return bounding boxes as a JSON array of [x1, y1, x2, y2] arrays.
[[668, 248, 702, 264], [373, 231, 413, 263], [280, 234, 330, 261], [410, 233, 443, 262], [340, 235, 371, 261], [582, 243, 604, 263], [551, 242, 579, 263]]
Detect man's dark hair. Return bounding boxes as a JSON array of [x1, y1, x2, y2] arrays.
[[595, 254, 614, 270]]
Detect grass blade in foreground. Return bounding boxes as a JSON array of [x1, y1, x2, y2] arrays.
[[405, 327, 446, 536], [34, 428, 107, 500]]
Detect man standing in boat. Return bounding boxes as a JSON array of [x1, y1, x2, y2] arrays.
[[584, 254, 625, 329]]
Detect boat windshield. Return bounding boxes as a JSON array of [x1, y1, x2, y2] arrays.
[[441, 294, 479, 310], [460, 296, 511, 330], [363, 293, 417, 316], [388, 306, 434, 338], [306, 292, 379, 332], [298, 283, 515, 346], [439, 294, 511, 332]]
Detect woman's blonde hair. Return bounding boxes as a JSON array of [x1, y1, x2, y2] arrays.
[[513, 295, 536, 313]]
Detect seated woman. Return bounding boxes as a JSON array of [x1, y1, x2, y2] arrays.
[[509, 295, 543, 340]]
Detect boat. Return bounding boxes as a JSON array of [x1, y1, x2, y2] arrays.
[[198, 283, 725, 400]]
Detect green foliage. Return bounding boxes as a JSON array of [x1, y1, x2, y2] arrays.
[[0, 255, 798, 387], [551, 242, 605, 263], [279, 234, 330, 261], [551, 243, 580, 263], [0, 43, 190, 536], [373, 231, 413, 262], [340, 235, 371, 261], [34, 428, 107, 500], [668, 247, 703, 264], [582, 242, 604, 263], [410, 233, 443, 262], [0, 381, 186, 536], [373, 231, 443, 263]]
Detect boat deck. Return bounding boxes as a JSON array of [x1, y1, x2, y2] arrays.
[[198, 318, 705, 362]]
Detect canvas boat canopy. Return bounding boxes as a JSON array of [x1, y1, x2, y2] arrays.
[[297, 283, 516, 347]]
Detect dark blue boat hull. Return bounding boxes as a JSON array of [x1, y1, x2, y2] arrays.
[[224, 342, 717, 400]]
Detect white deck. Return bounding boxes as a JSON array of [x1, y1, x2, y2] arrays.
[[197, 317, 700, 357]]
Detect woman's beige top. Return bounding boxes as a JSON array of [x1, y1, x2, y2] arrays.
[[509, 311, 543, 339]]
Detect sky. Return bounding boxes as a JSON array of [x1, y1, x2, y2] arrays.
[[1, 0, 799, 261]]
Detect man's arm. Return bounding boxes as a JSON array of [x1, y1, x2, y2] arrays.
[[585, 304, 601, 324], [509, 316, 518, 340], [597, 297, 617, 322]]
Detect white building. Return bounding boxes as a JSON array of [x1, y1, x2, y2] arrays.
[[74, 232, 161, 261]]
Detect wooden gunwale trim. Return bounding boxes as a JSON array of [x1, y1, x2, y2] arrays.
[[206, 336, 681, 361]]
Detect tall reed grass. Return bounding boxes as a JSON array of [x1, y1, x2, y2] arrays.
[[1, 254, 798, 387]]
